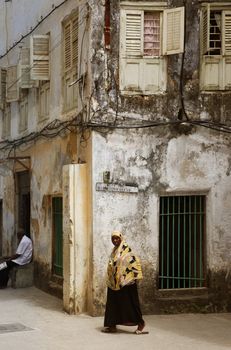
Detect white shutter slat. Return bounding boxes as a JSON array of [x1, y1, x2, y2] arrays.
[[6, 65, 19, 102], [30, 35, 50, 80], [163, 6, 185, 55], [223, 11, 231, 56], [0, 68, 7, 108]]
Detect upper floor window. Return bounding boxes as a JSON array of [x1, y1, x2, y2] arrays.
[[19, 90, 28, 132], [38, 81, 50, 121], [63, 12, 78, 112], [2, 104, 11, 138], [200, 3, 231, 90], [120, 3, 184, 95]]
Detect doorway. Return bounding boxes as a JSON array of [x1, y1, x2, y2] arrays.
[[16, 171, 30, 236]]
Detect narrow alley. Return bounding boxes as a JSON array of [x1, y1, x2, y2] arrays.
[[0, 287, 230, 350]]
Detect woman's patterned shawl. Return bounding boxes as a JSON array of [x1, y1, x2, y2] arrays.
[[106, 231, 143, 291]]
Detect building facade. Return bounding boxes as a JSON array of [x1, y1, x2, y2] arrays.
[[0, 0, 231, 315]]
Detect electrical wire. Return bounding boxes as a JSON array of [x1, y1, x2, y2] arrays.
[[5, 6, 89, 94], [1, 1, 231, 159], [0, 0, 70, 60]]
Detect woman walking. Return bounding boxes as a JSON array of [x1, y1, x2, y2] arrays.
[[102, 231, 148, 334]]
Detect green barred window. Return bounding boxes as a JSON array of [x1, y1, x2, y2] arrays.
[[52, 197, 63, 277], [159, 195, 206, 289]]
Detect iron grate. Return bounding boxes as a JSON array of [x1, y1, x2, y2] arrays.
[[0, 323, 33, 334]]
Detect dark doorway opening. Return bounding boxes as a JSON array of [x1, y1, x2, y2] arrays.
[[16, 171, 30, 236]]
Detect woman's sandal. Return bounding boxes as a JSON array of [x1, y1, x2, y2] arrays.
[[134, 329, 149, 335], [134, 322, 149, 335]]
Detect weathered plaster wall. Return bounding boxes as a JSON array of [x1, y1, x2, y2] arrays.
[[91, 128, 231, 314], [30, 134, 77, 295]]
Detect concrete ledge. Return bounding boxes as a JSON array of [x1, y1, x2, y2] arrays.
[[10, 263, 34, 288]]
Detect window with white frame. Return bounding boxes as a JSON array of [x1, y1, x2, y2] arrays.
[[38, 81, 50, 121], [120, 3, 185, 95], [200, 3, 231, 90], [19, 90, 28, 132], [2, 104, 11, 138], [63, 12, 78, 112]]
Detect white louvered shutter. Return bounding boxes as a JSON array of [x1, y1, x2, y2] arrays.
[[6, 65, 19, 102], [223, 11, 231, 56], [121, 9, 143, 57], [223, 11, 231, 89], [201, 5, 210, 55], [64, 23, 71, 72], [0, 68, 7, 108], [120, 9, 143, 93], [19, 47, 34, 88], [30, 35, 50, 80], [163, 7, 185, 55], [72, 15, 78, 68]]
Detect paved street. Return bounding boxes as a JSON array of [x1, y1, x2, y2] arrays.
[[0, 287, 230, 350]]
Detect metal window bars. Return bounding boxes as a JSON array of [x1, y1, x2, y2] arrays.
[[159, 195, 205, 289]]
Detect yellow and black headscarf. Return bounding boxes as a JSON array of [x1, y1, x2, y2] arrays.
[[106, 231, 143, 291]]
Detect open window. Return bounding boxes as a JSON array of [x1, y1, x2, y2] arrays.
[[6, 65, 19, 102], [0, 68, 6, 109], [120, 4, 184, 95], [200, 3, 231, 90], [19, 90, 28, 132]]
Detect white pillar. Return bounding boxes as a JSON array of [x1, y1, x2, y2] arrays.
[[63, 163, 88, 314]]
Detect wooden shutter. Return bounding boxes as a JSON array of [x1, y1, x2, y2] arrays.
[[6, 65, 19, 102], [120, 9, 143, 57], [223, 11, 231, 56], [19, 47, 34, 88], [163, 7, 185, 55], [201, 4, 210, 55], [64, 23, 71, 71], [30, 35, 50, 80], [72, 15, 78, 68], [0, 68, 6, 108]]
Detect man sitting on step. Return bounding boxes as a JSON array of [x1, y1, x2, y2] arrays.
[[0, 228, 33, 289]]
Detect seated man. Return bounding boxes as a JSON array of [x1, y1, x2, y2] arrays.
[[0, 228, 33, 289]]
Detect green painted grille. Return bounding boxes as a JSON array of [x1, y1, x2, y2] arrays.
[[159, 195, 205, 289], [52, 197, 63, 276]]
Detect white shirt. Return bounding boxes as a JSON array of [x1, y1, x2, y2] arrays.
[[12, 235, 33, 265]]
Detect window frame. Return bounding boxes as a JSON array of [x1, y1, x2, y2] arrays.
[[158, 194, 207, 290], [119, 2, 184, 95], [2, 103, 11, 138], [19, 89, 29, 132], [38, 80, 50, 121], [200, 2, 231, 91]]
